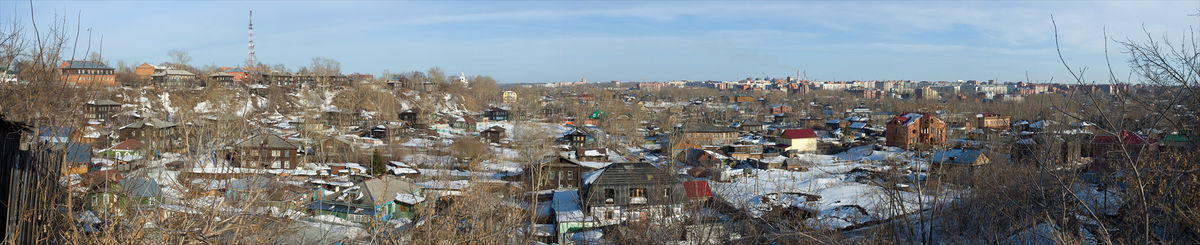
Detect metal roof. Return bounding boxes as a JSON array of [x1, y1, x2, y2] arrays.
[[61, 60, 114, 70]]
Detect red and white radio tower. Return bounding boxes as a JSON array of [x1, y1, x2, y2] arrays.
[[247, 10, 257, 69]]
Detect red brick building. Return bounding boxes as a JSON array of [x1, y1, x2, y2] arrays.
[[60, 60, 116, 86], [885, 113, 947, 149]]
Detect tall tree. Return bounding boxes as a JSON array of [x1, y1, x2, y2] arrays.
[[167, 49, 191, 65]]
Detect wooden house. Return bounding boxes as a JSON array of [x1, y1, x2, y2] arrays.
[[483, 107, 510, 121], [84, 99, 122, 122], [230, 134, 299, 169], [308, 176, 424, 223], [480, 126, 506, 144], [580, 162, 687, 226]]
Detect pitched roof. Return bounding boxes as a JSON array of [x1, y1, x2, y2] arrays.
[[121, 118, 177, 130], [65, 143, 92, 163], [780, 129, 818, 139], [361, 176, 422, 207], [61, 60, 113, 70], [683, 124, 736, 133], [930, 149, 985, 165], [234, 134, 297, 149], [151, 69, 196, 77], [1092, 130, 1152, 145], [120, 177, 162, 198]]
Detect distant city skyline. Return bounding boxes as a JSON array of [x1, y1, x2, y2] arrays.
[[5, 1, 1197, 83]]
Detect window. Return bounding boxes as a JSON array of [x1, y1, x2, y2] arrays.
[[284, 151, 290, 157], [605, 210, 614, 219], [664, 188, 671, 199], [272, 150, 280, 157], [630, 188, 647, 204], [604, 189, 615, 204]]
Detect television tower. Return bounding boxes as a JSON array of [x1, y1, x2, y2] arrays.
[[246, 10, 257, 69]]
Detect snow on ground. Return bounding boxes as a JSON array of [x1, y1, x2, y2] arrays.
[[194, 101, 212, 113], [832, 145, 916, 162], [711, 157, 932, 230], [160, 92, 176, 116]]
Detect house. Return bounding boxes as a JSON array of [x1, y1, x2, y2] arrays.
[[327, 163, 368, 176], [120, 177, 162, 208], [669, 124, 738, 157], [367, 123, 407, 144], [398, 108, 422, 124], [386, 161, 420, 178], [480, 126, 506, 144], [678, 149, 730, 170], [82, 170, 124, 214], [884, 113, 947, 150], [60, 60, 116, 86], [1090, 130, 1156, 172], [38, 125, 76, 144], [527, 152, 611, 190], [150, 68, 197, 84], [502, 90, 518, 104], [778, 129, 818, 155], [230, 134, 300, 169], [580, 162, 687, 227], [450, 115, 477, 132], [84, 99, 122, 121], [975, 114, 1012, 130], [220, 67, 251, 82], [99, 139, 143, 167], [561, 126, 596, 150], [308, 176, 424, 223], [117, 118, 179, 150], [723, 144, 763, 160], [226, 175, 305, 208], [682, 180, 713, 202], [735, 121, 766, 133], [61, 143, 92, 176], [207, 72, 235, 83], [930, 149, 990, 167], [483, 107, 510, 121], [768, 104, 793, 115]]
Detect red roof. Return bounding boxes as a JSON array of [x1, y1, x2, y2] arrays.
[[781, 129, 817, 139], [1092, 130, 1154, 145], [683, 180, 713, 199]]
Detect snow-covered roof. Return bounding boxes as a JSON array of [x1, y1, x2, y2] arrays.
[[552, 190, 594, 223]]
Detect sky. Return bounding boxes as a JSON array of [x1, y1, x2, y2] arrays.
[[3, 1, 1198, 83]]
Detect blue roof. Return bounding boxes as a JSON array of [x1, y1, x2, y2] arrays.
[[120, 177, 162, 198], [307, 201, 377, 216], [39, 126, 73, 138], [62, 60, 113, 70], [931, 149, 984, 165], [65, 143, 92, 163]]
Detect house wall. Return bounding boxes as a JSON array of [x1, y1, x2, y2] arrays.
[[783, 138, 817, 153]]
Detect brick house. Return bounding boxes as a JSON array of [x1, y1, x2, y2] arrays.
[[60, 60, 115, 86], [768, 104, 793, 115], [884, 113, 946, 149]]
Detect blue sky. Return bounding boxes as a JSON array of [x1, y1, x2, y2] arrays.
[[4, 1, 1197, 83]]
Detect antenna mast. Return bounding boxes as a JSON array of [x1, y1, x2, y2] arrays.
[[247, 10, 257, 69]]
